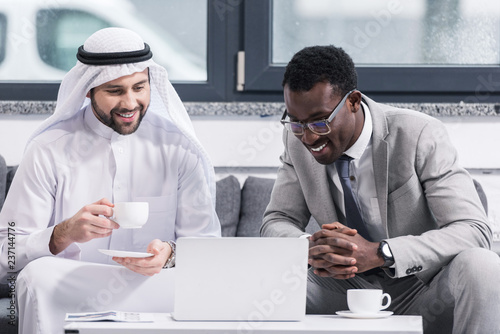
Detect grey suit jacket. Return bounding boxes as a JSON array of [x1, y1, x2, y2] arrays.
[[261, 95, 491, 283]]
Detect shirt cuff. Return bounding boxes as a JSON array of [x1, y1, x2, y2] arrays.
[[25, 225, 56, 261], [26, 225, 81, 262]]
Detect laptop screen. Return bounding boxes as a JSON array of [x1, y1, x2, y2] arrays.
[[173, 237, 308, 322]]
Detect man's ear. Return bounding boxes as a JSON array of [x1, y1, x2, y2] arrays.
[[349, 91, 362, 113], [86, 88, 94, 99]]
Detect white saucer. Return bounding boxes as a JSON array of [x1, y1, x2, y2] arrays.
[[336, 310, 393, 319], [98, 249, 154, 258]]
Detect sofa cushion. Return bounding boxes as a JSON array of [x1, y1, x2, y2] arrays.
[[0, 282, 9, 299], [0, 155, 7, 210], [237, 176, 276, 237], [0, 297, 17, 333], [215, 175, 241, 237], [238, 176, 322, 237], [6, 166, 18, 196]]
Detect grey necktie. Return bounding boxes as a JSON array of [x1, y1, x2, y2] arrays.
[[335, 155, 372, 241]]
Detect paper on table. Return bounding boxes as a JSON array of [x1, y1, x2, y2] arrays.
[[65, 310, 155, 322]]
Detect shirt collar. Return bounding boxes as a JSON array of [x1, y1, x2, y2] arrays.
[[344, 101, 372, 160], [83, 103, 116, 139]]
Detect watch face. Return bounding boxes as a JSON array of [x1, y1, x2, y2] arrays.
[[381, 242, 393, 259], [382, 243, 391, 256]]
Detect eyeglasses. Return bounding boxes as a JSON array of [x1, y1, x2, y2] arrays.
[[280, 89, 355, 136]]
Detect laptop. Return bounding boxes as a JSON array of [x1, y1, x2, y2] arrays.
[[172, 237, 309, 322]]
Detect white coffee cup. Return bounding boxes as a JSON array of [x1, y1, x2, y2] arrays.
[[347, 289, 391, 314], [112, 202, 149, 229]]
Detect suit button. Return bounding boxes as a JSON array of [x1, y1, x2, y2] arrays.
[[417, 266, 423, 271], [406, 269, 412, 275]]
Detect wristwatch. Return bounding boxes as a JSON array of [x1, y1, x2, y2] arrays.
[[377, 241, 394, 268], [163, 240, 176, 269]]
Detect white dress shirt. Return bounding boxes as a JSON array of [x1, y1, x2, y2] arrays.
[[0, 105, 220, 279]]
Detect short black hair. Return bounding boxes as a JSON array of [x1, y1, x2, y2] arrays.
[[282, 45, 357, 96]]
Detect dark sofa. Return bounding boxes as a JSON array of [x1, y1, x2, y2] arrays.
[[0, 155, 19, 334]]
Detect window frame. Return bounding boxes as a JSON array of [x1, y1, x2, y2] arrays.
[[2, 0, 500, 103], [243, 0, 500, 103]]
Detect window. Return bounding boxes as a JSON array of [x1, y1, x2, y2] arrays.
[[272, 0, 500, 66], [0, 0, 208, 84], [0, 0, 220, 101], [1, 0, 500, 103], [134, 0, 208, 82], [244, 0, 500, 102], [37, 10, 110, 74]]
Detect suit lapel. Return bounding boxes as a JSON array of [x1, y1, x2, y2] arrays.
[[363, 96, 389, 234]]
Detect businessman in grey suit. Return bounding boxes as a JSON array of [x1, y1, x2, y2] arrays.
[[261, 45, 500, 334]]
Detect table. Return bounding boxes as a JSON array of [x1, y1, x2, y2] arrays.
[[64, 313, 423, 333]]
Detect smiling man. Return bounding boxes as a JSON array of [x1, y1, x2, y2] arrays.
[[88, 70, 149, 135], [0, 27, 220, 333], [261, 45, 500, 333]]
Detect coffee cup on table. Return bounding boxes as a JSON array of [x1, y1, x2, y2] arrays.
[[112, 202, 149, 228], [347, 289, 391, 314]]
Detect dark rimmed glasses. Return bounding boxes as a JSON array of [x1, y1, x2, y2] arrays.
[[280, 89, 355, 136]]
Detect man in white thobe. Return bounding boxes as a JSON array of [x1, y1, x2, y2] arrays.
[[0, 27, 221, 333]]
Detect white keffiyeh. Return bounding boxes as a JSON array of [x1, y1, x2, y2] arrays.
[[28, 27, 216, 202]]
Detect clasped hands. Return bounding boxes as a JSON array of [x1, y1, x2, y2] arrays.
[[308, 222, 382, 279], [49, 198, 171, 276]]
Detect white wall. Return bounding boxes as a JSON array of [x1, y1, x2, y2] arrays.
[[192, 115, 500, 170], [0, 114, 49, 166], [1, 114, 499, 169], [1, 114, 499, 233]]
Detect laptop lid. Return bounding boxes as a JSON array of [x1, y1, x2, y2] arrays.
[[173, 237, 308, 322]]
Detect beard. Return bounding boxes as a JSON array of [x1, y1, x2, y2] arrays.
[[90, 96, 147, 135]]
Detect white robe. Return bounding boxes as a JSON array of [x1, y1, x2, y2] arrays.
[[0, 106, 221, 333]]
